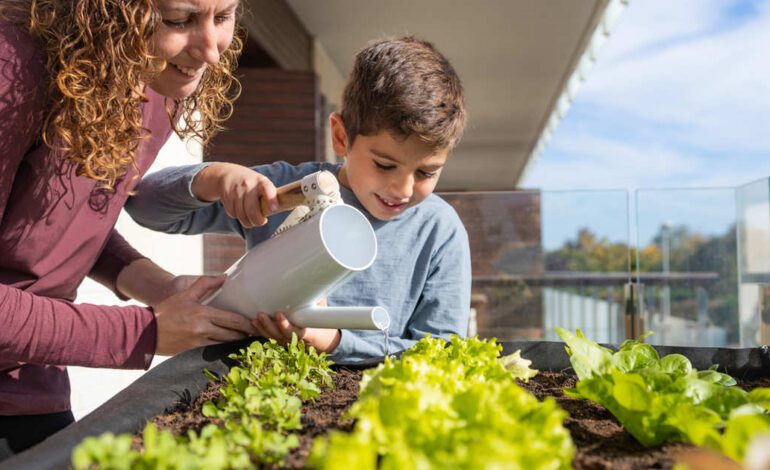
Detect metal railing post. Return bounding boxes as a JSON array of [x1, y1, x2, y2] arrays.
[[760, 285, 770, 346], [624, 282, 644, 340]]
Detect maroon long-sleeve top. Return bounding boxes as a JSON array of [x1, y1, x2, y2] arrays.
[[0, 23, 171, 415]]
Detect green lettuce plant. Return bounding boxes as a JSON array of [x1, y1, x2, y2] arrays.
[[556, 327, 770, 463], [72, 335, 333, 469], [309, 335, 574, 470]]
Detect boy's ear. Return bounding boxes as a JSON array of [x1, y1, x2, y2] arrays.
[[329, 113, 349, 157]]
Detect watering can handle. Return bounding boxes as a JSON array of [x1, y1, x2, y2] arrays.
[[259, 170, 339, 216]]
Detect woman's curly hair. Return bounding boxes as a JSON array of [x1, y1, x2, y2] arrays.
[[0, 0, 243, 191]]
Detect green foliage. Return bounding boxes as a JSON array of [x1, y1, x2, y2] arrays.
[[545, 228, 634, 273], [72, 433, 139, 470], [557, 327, 770, 462], [72, 336, 333, 469], [73, 423, 257, 470], [546, 225, 740, 341], [309, 335, 574, 470]]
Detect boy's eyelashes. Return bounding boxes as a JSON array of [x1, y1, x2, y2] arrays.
[[373, 160, 438, 179], [373, 161, 396, 171]]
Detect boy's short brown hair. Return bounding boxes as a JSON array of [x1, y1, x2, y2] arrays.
[[341, 36, 466, 151]]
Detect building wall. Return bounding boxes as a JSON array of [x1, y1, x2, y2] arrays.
[[203, 68, 323, 274], [313, 39, 345, 163], [440, 191, 544, 340]]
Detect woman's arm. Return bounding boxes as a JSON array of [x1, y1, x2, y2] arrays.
[[104, 232, 260, 355], [116, 258, 184, 307], [0, 271, 259, 367], [0, 283, 157, 369]]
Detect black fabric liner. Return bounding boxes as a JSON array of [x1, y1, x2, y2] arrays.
[[4, 339, 769, 470]]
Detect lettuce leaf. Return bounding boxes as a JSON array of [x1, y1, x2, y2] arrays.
[[557, 327, 770, 462], [310, 335, 573, 470]]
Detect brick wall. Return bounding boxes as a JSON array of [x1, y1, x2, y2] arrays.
[[203, 68, 322, 275], [440, 191, 544, 340]]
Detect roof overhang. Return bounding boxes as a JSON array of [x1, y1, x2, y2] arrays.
[[285, 0, 627, 190]]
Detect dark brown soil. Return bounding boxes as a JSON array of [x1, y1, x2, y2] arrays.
[[282, 368, 361, 469], [518, 371, 690, 469], [135, 368, 362, 467], [517, 371, 770, 470], [138, 367, 769, 469]]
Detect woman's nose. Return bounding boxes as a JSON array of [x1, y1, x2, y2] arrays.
[[190, 21, 221, 64]]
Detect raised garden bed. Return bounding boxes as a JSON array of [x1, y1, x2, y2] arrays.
[[4, 339, 770, 470]]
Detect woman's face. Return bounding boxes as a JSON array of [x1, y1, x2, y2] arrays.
[[148, 0, 238, 99]]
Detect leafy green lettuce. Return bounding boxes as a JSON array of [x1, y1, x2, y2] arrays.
[[310, 335, 573, 470], [72, 336, 333, 469], [556, 327, 770, 462]]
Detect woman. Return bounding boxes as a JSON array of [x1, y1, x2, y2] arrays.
[[0, 0, 275, 456]]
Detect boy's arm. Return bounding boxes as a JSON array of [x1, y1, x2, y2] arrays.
[[125, 163, 244, 237], [405, 224, 472, 341], [126, 163, 281, 235], [331, 219, 473, 362], [190, 162, 278, 228]]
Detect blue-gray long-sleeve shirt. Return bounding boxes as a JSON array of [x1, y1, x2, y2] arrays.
[[126, 161, 471, 362]]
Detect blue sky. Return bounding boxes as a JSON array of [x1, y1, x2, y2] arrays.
[[523, 0, 770, 249], [524, 0, 770, 191]]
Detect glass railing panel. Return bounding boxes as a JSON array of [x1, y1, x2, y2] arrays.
[[440, 190, 630, 343], [635, 188, 738, 347], [736, 177, 770, 346], [540, 190, 630, 343]]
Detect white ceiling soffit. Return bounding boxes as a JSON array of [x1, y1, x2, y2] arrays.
[[286, 0, 626, 190]]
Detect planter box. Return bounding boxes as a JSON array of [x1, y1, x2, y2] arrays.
[[4, 340, 769, 469]]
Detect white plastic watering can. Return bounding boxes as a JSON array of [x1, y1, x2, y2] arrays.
[[203, 171, 390, 331]]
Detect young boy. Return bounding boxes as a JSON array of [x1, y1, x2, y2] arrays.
[[126, 36, 470, 362]]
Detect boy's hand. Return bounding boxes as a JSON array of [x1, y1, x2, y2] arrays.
[[252, 312, 341, 353], [192, 162, 278, 228]]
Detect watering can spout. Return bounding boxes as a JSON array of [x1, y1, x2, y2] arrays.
[[289, 306, 390, 331]]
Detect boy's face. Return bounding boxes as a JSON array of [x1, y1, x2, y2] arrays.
[[332, 114, 449, 221]]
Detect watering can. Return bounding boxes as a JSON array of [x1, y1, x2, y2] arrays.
[[203, 171, 390, 331]]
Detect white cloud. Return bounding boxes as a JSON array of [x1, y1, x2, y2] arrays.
[[581, 0, 770, 152], [526, 128, 770, 190], [525, 0, 770, 190], [525, 133, 704, 189], [599, 0, 724, 62]]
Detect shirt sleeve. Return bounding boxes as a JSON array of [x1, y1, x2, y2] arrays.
[[125, 162, 245, 237], [125, 160, 335, 238], [88, 229, 147, 300], [403, 220, 472, 340], [0, 283, 157, 369], [331, 211, 472, 362]]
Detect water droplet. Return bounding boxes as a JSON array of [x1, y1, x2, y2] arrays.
[[383, 327, 391, 357]]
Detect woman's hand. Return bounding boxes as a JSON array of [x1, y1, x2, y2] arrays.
[[192, 162, 278, 228], [159, 274, 199, 300], [116, 259, 202, 307], [154, 275, 258, 356], [251, 312, 341, 353]]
